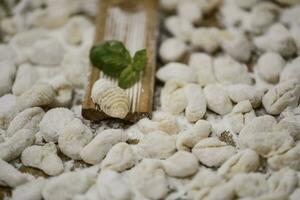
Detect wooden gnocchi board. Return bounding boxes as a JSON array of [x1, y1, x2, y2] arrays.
[[82, 0, 159, 122]]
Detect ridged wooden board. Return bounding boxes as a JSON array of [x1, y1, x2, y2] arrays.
[[82, 0, 159, 122]]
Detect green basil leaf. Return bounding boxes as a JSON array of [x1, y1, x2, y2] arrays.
[[118, 65, 140, 89], [89, 40, 131, 76], [132, 49, 147, 72]]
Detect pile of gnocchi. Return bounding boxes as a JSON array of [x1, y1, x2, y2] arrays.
[[0, 0, 300, 199]]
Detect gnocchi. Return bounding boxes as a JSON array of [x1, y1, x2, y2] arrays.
[[156, 62, 197, 83], [280, 56, 300, 83], [12, 64, 39, 96], [80, 129, 128, 164], [0, 129, 35, 161], [0, 158, 33, 188], [42, 170, 97, 200], [241, 130, 294, 158], [91, 79, 129, 119], [28, 38, 65, 66], [274, 115, 300, 140], [21, 142, 64, 176], [184, 83, 207, 122], [256, 52, 285, 84], [101, 142, 136, 172], [218, 149, 260, 178], [262, 79, 300, 115], [96, 170, 133, 200], [58, 118, 93, 160], [176, 119, 211, 151], [192, 137, 236, 167], [11, 177, 47, 200], [188, 53, 216, 87], [0, 61, 17, 96], [159, 38, 187, 63], [268, 142, 300, 170], [204, 84, 233, 115], [135, 131, 176, 159], [254, 23, 297, 57], [227, 84, 263, 108], [129, 159, 169, 200], [225, 100, 256, 133], [160, 79, 187, 115], [165, 16, 194, 42], [244, 2, 279, 34], [267, 168, 298, 197], [137, 113, 179, 135], [39, 108, 75, 143], [7, 107, 44, 137], [162, 151, 198, 177], [230, 173, 268, 198], [220, 30, 252, 62], [16, 82, 56, 112], [191, 27, 221, 53], [177, 0, 202, 24], [213, 56, 252, 85]]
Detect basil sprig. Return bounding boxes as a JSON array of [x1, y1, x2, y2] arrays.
[[90, 40, 147, 89]]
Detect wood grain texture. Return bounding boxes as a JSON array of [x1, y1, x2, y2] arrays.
[[82, 0, 159, 122]]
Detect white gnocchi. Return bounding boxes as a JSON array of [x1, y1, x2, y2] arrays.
[[188, 53, 216, 87], [262, 79, 300, 115], [129, 159, 169, 200], [11, 177, 47, 200], [268, 142, 300, 170], [16, 82, 56, 112], [137, 113, 179, 135], [42, 170, 97, 200], [160, 79, 187, 115], [96, 170, 133, 200], [135, 131, 176, 159], [91, 79, 129, 119], [162, 151, 198, 177], [0, 129, 35, 161], [156, 62, 197, 83], [213, 56, 252, 85], [176, 119, 211, 151], [230, 173, 268, 198], [0, 158, 33, 188], [0, 61, 17, 97], [227, 84, 263, 108], [218, 149, 260, 178], [254, 23, 297, 57], [80, 129, 128, 164], [184, 83, 207, 122], [21, 142, 64, 176], [159, 38, 187, 63], [39, 108, 75, 143], [101, 142, 136, 172], [165, 16, 194, 42], [7, 107, 44, 137], [58, 118, 93, 160], [12, 64, 39, 96], [192, 137, 236, 167], [191, 27, 221, 53], [204, 84, 233, 115], [256, 52, 285, 84]]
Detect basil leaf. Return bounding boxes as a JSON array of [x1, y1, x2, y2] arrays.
[[118, 65, 140, 89], [132, 49, 147, 72], [89, 41, 147, 89], [89, 40, 131, 76]]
